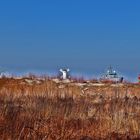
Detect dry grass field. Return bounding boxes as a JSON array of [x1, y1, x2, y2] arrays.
[[0, 76, 139, 140]]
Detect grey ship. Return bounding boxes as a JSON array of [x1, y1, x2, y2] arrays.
[[100, 66, 123, 83]]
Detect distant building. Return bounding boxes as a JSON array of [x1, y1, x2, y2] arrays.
[[59, 68, 70, 80], [100, 66, 123, 83], [0, 70, 5, 78], [0, 69, 11, 78]]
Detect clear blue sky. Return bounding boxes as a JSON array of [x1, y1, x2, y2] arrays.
[[0, 0, 140, 79]]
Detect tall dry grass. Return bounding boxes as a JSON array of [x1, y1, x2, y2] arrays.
[[0, 77, 139, 139]]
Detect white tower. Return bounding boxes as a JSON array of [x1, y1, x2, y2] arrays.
[[59, 68, 70, 80]]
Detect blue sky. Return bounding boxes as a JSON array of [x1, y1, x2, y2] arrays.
[[0, 0, 140, 80]]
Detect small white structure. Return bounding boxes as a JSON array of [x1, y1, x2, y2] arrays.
[[59, 68, 70, 80], [0, 68, 11, 78], [0, 70, 5, 78]]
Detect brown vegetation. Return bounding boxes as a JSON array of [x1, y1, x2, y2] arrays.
[[0, 77, 139, 140]]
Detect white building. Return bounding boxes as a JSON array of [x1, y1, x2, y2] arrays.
[[59, 68, 70, 80]]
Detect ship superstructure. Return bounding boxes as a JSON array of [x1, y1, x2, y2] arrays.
[[100, 66, 123, 83]]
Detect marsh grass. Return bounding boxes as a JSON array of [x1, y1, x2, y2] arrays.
[[0, 77, 139, 139]]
